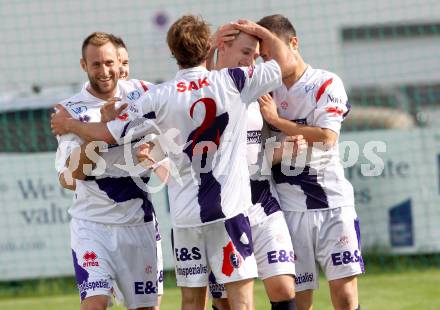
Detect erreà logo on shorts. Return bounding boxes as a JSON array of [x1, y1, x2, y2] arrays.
[[83, 251, 99, 268], [295, 272, 314, 285]]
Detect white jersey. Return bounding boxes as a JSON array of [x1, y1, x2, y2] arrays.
[[270, 66, 354, 212], [107, 60, 282, 227], [55, 79, 156, 224], [246, 102, 281, 226]]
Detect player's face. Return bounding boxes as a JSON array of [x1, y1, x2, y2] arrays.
[[118, 47, 129, 80], [81, 42, 119, 97], [222, 33, 259, 67], [259, 40, 272, 62]]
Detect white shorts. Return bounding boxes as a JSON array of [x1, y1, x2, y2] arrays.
[[284, 207, 364, 292], [172, 213, 258, 288], [70, 218, 162, 309], [209, 211, 295, 298]]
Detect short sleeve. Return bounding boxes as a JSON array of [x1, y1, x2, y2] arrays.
[[313, 75, 351, 135], [106, 90, 164, 145], [55, 133, 83, 174], [224, 59, 282, 104]]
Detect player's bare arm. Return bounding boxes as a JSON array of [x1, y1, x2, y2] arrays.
[[272, 134, 308, 165], [136, 143, 170, 184], [51, 104, 116, 144], [207, 24, 240, 70], [232, 19, 296, 79], [259, 94, 338, 146]]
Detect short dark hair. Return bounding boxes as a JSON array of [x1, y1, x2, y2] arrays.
[[112, 35, 127, 51], [167, 15, 211, 68], [81, 32, 118, 60], [257, 14, 296, 43]]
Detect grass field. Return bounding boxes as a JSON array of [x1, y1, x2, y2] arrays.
[[1, 268, 439, 309]]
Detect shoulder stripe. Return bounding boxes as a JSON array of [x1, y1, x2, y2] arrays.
[[315, 78, 333, 103], [227, 68, 246, 93], [139, 80, 149, 92]]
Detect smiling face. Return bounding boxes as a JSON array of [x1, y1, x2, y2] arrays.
[[117, 46, 130, 80], [218, 32, 259, 68], [80, 42, 119, 99]]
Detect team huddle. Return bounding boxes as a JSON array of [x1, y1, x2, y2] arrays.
[[51, 14, 362, 310]]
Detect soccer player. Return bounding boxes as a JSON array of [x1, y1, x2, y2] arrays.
[[205, 27, 302, 310], [256, 15, 363, 310], [54, 32, 161, 310], [51, 15, 297, 310], [113, 35, 130, 80]]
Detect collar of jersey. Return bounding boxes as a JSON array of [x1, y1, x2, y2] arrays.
[[80, 81, 122, 103], [285, 65, 313, 92], [175, 66, 208, 79]]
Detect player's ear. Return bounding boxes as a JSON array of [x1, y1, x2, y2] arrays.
[[80, 58, 87, 72], [289, 36, 299, 50]]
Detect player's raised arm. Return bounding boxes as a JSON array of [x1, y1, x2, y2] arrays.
[[233, 19, 296, 79]]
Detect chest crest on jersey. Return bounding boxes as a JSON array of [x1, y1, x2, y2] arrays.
[[127, 90, 141, 101]]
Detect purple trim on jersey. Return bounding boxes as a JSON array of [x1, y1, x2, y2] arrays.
[[227, 68, 246, 93], [224, 213, 253, 259], [143, 111, 156, 119], [120, 112, 156, 138], [198, 172, 225, 222], [272, 164, 329, 209], [153, 211, 161, 241], [343, 102, 351, 119], [95, 176, 154, 222], [250, 179, 281, 216], [170, 229, 175, 252], [184, 113, 229, 223], [72, 249, 89, 301], [354, 218, 365, 273]]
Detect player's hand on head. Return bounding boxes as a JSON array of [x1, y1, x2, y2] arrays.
[[100, 97, 127, 123], [232, 19, 266, 38], [258, 94, 279, 125], [51, 104, 72, 136], [136, 142, 156, 169], [212, 24, 240, 48]]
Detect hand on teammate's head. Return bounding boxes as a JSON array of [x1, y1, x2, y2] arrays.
[[232, 19, 268, 39], [212, 24, 240, 48]]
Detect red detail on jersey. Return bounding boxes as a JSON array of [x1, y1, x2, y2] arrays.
[[326, 106, 344, 115], [117, 112, 129, 120], [176, 78, 210, 92], [247, 65, 255, 78], [188, 81, 199, 91], [222, 241, 235, 276], [198, 77, 210, 88], [177, 81, 186, 92], [315, 78, 333, 102], [83, 251, 97, 261], [189, 97, 217, 154], [280, 101, 288, 110], [139, 80, 149, 92]]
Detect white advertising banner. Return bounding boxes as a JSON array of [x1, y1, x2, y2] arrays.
[[341, 128, 440, 254]]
